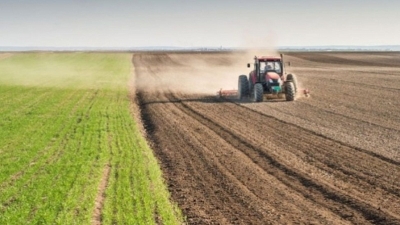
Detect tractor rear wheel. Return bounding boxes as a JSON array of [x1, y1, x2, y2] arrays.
[[254, 83, 263, 102], [238, 75, 249, 100], [285, 82, 295, 101], [286, 74, 298, 93]]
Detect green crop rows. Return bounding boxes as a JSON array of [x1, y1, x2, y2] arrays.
[[0, 53, 183, 224]]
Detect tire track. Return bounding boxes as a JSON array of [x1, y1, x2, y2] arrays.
[[92, 164, 111, 225]]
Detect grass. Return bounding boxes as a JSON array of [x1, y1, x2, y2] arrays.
[[0, 53, 183, 224]]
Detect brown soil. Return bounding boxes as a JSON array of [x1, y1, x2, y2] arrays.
[[132, 52, 400, 224], [0, 53, 13, 60]]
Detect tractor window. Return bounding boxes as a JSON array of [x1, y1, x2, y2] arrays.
[[261, 61, 282, 73]]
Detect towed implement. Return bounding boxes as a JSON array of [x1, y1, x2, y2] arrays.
[[218, 54, 309, 101]]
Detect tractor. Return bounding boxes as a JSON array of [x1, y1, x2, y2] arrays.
[[238, 54, 300, 102]]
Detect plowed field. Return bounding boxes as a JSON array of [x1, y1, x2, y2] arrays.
[[132, 52, 400, 224]]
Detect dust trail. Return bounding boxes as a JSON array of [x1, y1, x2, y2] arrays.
[[133, 36, 300, 95], [134, 53, 236, 94], [134, 51, 281, 95]]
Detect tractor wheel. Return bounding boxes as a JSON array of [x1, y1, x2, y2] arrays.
[[254, 83, 263, 102], [286, 74, 298, 93], [238, 75, 249, 100], [248, 74, 254, 91], [285, 82, 295, 101]]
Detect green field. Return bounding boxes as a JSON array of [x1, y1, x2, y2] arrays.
[[0, 53, 183, 224]]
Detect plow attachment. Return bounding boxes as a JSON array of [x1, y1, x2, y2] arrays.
[[216, 89, 238, 98]]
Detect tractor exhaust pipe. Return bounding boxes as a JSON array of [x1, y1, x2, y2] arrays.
[[280, 53, 286, 75]]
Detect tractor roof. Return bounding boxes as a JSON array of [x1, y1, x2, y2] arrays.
[[256, 56, 281, 61]]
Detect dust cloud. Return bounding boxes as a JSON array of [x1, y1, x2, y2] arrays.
[[131, 34, 309, 97], [134, 37, 282, 95], [134, 53, 240, 94]]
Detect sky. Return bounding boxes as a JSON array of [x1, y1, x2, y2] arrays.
[[0, 0, 399, 48]]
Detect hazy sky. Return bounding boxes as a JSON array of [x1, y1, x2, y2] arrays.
[[0, 0, 399, 48]]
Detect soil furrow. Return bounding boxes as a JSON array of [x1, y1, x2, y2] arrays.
[[138, 92, 268, 224], [133, 52, 400, 224], [140, 92, 346, 224], [170, 93, 400, 224]]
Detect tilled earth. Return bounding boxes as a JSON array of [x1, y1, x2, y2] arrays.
[[132, 52, 400, 224]]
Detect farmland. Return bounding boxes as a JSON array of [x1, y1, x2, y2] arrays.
[[1, 51, 400, 225], [134, 52, 400, 224], [0, 53, 182, 224]]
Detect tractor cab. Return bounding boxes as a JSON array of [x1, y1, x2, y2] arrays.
[[247, 56, 285, 95], [247, 56, 283, 81]]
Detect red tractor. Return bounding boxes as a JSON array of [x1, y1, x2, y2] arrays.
[[238, 54, 300, 102]]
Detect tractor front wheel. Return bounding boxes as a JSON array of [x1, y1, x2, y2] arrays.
[[285, 82, 295, 101], [254, 83, 263, 102]]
